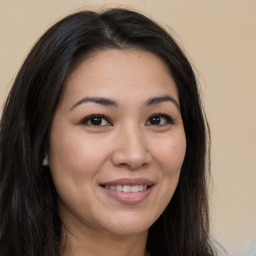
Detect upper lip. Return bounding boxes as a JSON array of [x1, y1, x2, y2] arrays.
[[100, 178, 154, 186]]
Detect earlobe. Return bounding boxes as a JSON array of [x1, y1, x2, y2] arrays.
[[42, 156, 49, 166]]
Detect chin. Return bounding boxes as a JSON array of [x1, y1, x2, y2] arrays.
[[100, 212, 155, 236]]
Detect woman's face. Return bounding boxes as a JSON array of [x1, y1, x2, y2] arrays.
[[47, 49, 186, 236]]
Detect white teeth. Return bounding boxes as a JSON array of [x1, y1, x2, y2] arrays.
[[123, 185, 131, 192], [116, 185, 122, 192], [103, 185, 148, 192], [131, 185, 139, 192]]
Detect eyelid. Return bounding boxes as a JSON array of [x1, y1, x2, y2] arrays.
[[80, 114, 113, 126], [145, 113, 175, 125]]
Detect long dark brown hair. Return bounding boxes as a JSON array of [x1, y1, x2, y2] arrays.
[[0, 8, 216, 256]]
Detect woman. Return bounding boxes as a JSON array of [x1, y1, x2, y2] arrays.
[[0, 8, 216, 256]]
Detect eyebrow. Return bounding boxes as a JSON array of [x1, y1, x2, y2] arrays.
[[70, 95, 180, 111], [145, 95, 180, 110], [70, 97, 118, 111]]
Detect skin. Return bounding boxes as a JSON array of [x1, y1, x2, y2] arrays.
[[46, 49, 186, 256]]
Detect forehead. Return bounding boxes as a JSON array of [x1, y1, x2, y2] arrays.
[[61, 49, 179, 108]]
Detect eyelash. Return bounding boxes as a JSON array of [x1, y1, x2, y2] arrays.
[[80, 114, 112, 126], [80, 113, 175, 127], [146, 113, 175, 126]]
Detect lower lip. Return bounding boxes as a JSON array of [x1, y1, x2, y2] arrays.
[[101, 186, 153, 205]]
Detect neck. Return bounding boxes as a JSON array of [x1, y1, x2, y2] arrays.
[[60, 225, 149, 256]]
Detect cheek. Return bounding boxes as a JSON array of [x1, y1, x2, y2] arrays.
[[49, 131, 109, 179], [146, 132, 186, 221], [48, 132, 107, 216], [154, 132, 186, 174]]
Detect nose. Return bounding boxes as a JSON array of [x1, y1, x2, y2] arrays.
[[111, 125, 152, 170]]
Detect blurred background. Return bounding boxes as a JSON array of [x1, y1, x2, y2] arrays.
[[0, 1, 255, 255]]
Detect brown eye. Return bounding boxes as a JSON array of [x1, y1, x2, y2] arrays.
[[81, 115, 112, 126], [149, 116, 161, 125], [146, 114, 175, 126], [90, 117, 104, 126]]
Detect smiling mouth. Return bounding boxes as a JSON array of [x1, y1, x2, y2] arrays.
[[102, 184, 149, 193], [100, 179, 154, 204]]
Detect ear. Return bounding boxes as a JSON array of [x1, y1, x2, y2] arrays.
[[42, 155, 49, 166]]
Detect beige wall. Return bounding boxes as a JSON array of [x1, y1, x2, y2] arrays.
[[0, 1, 255, 255]]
